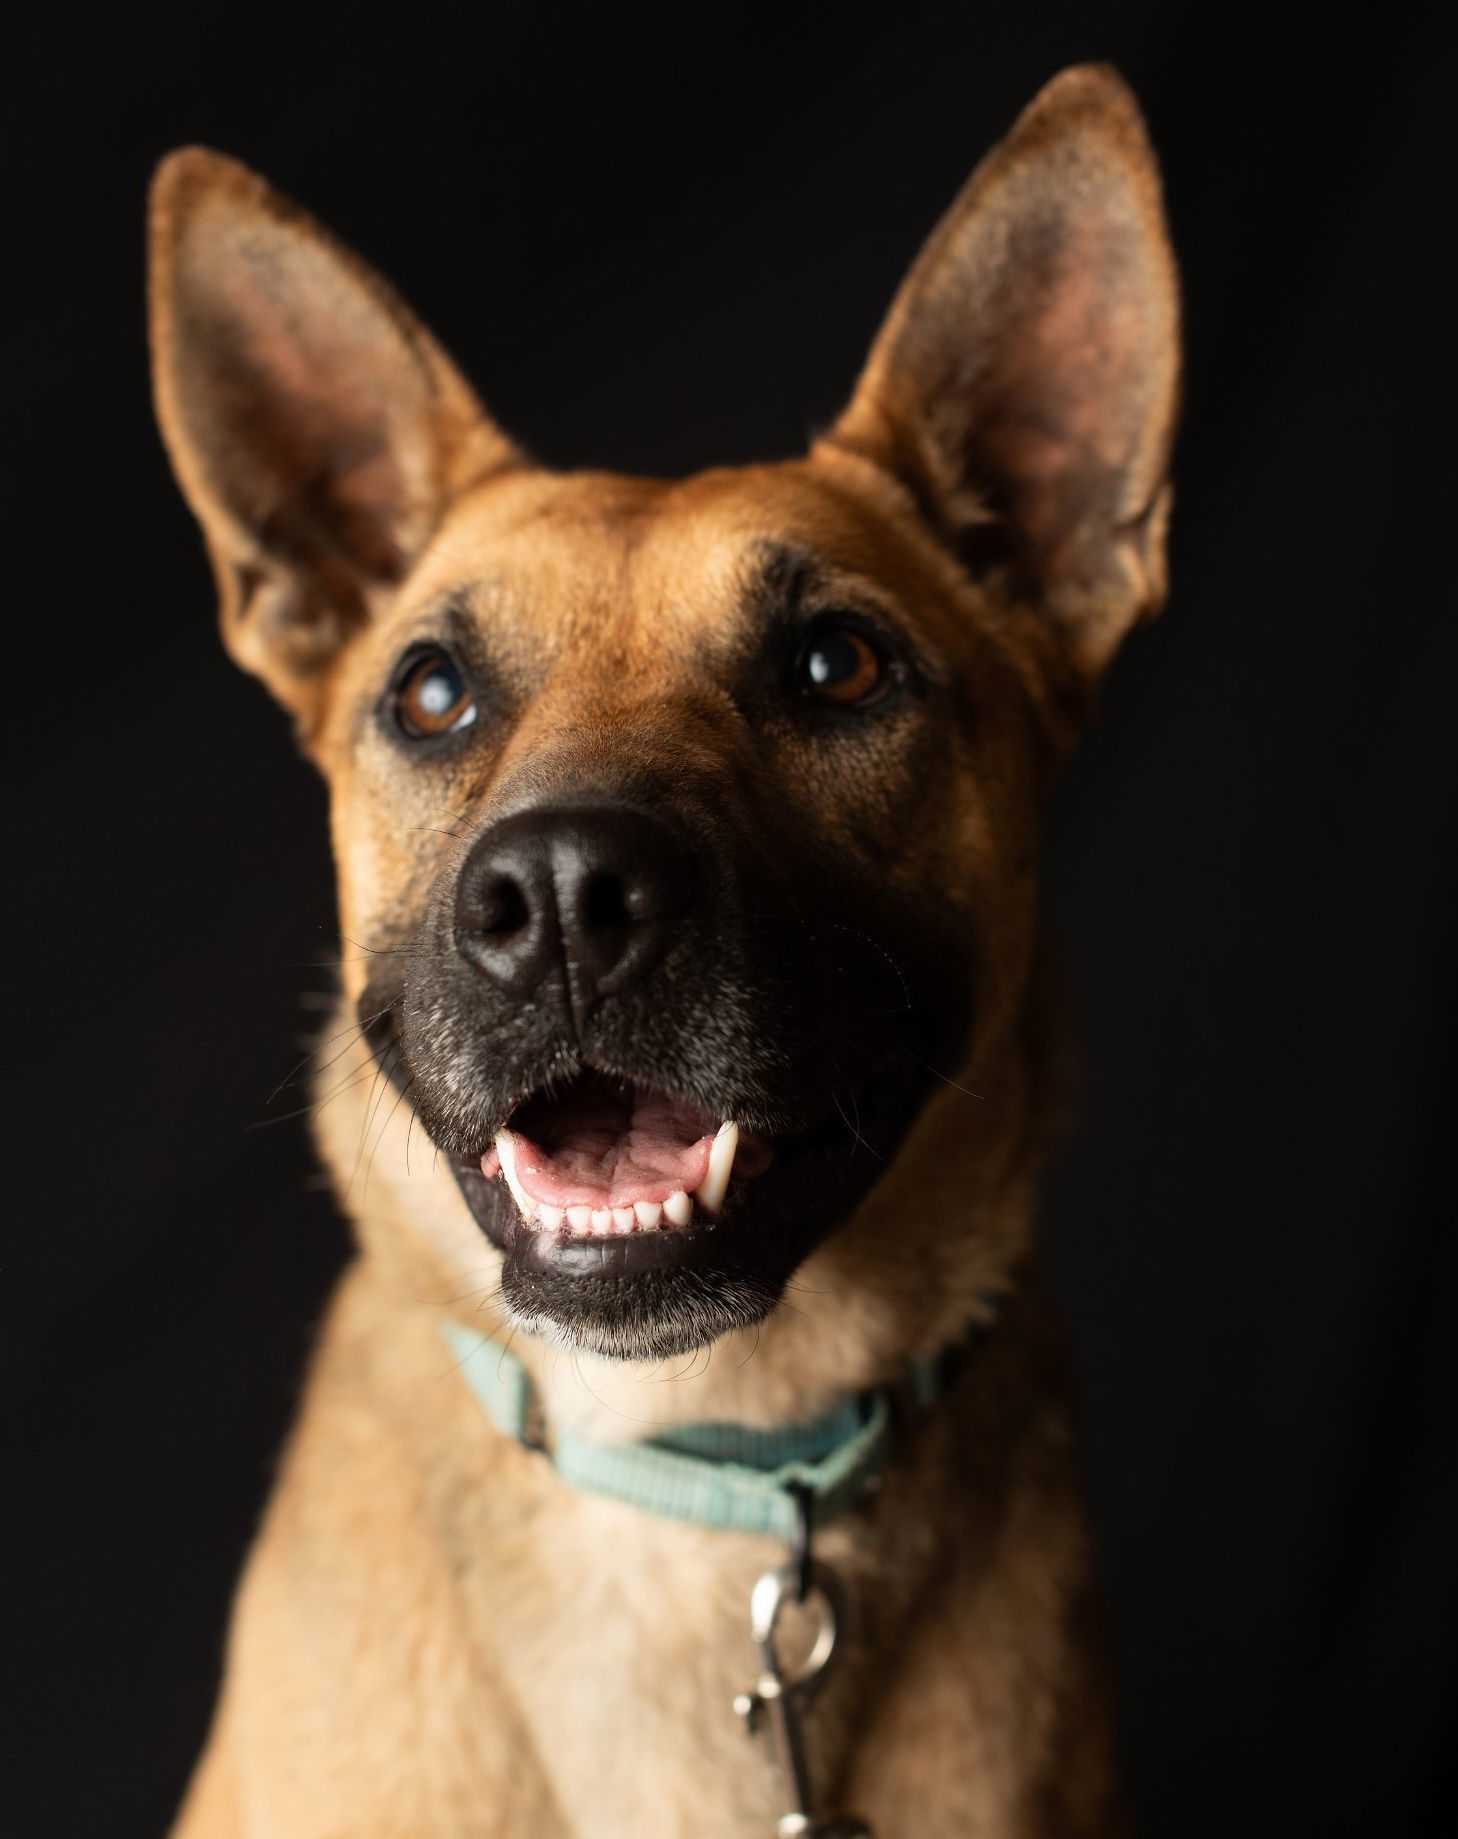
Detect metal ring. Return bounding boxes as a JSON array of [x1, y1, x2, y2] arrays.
[[748, 1562, 842, 1688]]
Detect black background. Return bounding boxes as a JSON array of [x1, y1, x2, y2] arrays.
[[5, 3, 1456, 1834]]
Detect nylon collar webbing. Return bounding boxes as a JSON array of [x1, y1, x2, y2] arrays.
[[441, 1316, 982, 1541]]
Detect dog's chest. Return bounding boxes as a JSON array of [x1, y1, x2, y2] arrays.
[[417, 1368, 1088, 1837], [441, 1478, 1058, 1837], [445, 1479, 871, 1836]]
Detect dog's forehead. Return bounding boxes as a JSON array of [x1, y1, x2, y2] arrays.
[[397, 456, 937, 660]]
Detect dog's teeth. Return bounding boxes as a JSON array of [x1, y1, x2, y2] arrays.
[[566, 1205, 592, 1232], [590, 1207, 613, 1234], [611, 1206, 636, 1233], [537, 1206, 565, 1234], [494, 1130, 535, 1220], [634, 1200, 662, 1230], [693, 1120, 739, 1215], [663, 1190, 693, 1228]]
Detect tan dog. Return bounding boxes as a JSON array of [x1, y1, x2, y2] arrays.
[[150, 62, 1178, 1838]]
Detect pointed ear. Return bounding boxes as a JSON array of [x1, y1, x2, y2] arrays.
[[148, 149, 521, 733], [824, 65, 1179, 683]]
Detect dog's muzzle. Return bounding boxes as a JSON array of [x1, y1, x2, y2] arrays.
[[386, 787, 968, 1358]]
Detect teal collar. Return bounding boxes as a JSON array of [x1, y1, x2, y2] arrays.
[[441, 1317, 978, 1540]]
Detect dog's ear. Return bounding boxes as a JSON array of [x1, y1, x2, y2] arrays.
[[824, 65, 1179, 685], [149, 149, 519, 734]]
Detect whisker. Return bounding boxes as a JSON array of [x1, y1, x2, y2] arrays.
[[906, 1052, 986, 1102], [404, 1096, 419, 1176], [345, 1043, 404, 1197], [822, 921, 913, 1010], [266, 998, 400, 1107], [246, 1059, 382, 1129], [361, 1072, 417, 1203], [733, 1323, 764, 1370]]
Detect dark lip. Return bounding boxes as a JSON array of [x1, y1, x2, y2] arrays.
[[510, 1211, 723, 1276]]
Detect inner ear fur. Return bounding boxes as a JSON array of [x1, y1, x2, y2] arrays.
[[824, 64, 1180, 686], [148, 148, 519, 734]]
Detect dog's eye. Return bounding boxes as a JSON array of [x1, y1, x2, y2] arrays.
[[796, 624, 890, 707], [395, 649, 477, 739]]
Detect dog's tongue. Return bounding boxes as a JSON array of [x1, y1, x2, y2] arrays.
[[485, 1076, 718, 1209]]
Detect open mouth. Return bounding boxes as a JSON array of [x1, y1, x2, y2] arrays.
[[481, 1068, 774, 1237], [413, 1026, 939, 1357]]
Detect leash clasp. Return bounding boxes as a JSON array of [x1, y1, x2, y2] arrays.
[[733, 1508, 875, 1838]]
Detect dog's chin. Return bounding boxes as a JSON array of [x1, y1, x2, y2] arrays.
[[442, 1065, 929, 1361], [451, 1164, 784, 1358], [447, 1160, 806, 1359]]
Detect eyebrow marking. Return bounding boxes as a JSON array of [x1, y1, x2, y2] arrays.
[[739, 539, 822, 618]]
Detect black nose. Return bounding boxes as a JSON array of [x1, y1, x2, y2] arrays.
[[454, 805, 695, 1017]]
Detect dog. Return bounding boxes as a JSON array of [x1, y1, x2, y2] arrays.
[[149, 62, 1178, 1837]]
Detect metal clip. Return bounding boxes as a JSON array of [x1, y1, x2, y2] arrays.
[[733, 1558, 874, 1839]]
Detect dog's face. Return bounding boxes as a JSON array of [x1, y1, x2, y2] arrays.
[[308, 464, 1040, 1357], [150, 66, 1177, 1359]]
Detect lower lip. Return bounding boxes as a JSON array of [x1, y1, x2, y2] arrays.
[[512, 1222, 712, 1277]]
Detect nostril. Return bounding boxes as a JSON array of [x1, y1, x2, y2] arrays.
[[583, 870, 635, 935], [476, 875, 531, 939]]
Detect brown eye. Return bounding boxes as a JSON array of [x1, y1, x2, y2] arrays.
[[395, 649, 476, 739], [797, 625, 888, 706]]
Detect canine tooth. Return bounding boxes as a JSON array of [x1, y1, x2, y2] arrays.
[[611, 1206, 636, 1232], [663, 1190, 693, 1227], [694, 1120, 739, 1215], [634, 1200, 662, 1230], [537, 1206, 565, 1233], [591, 1207, 613, 1234], [567, 1205, 592, 1232], [494, 1131, 534, 1219]]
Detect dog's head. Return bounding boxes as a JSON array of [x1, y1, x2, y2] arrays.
[[149, 66, 1177, 1363]]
